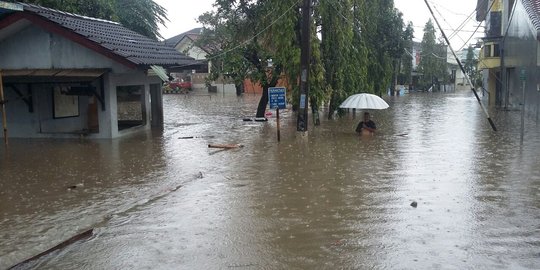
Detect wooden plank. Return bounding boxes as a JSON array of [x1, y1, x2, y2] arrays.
[[208, 144, 243, 149], [8, 229, 94, 269]]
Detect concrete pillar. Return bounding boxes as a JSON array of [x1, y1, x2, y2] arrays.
[[150, 83, 163, 127], [98, 72, 117, 138], [143, 83, 151, 126]]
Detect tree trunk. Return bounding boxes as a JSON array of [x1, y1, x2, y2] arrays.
[[311, 98, 320, 126], [256, 86, 269, 118], [391, 58, 397, 96], [235, 82, 244, 96], [327, 92, 338, 120]]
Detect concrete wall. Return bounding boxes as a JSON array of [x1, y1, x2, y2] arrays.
[[0, 24, 131, 73], [0, 73, 162, 139], [1, 82, 97, 138]]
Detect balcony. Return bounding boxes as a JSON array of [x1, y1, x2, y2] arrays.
[[478, 41, 501, 69]]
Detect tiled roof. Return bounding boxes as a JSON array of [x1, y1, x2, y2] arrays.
[[19, 3, 198, 67], [523, 0, 540, 31], [163, 27, 203, 48]]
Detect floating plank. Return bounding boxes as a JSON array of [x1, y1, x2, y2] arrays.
[[208, 144, 243, 149], [8, 229, 94, 269], [178, 135, 215, 139]]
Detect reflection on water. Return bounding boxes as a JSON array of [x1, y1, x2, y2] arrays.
[[1, 91, 540, 269]]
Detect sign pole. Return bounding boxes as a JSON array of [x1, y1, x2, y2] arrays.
[[276, 108, 280, 142], [0, 70, 7, 146]]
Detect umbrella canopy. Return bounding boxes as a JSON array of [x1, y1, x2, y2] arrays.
[[339, 93, 389, 110]]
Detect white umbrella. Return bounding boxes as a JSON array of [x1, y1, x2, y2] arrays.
[[339, 93, 389, 110]]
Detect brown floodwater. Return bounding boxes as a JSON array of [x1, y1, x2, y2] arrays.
[[1, 90, 540, 269]]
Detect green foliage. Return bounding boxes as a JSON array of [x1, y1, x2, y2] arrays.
[[399, 22, 414, 85], [114, 0, 168, 40], [319, 0, 353, 118], [197, 0, 407, 118], [418, 19, 448, 90], [464, 46, 477, 77], [8, 0, 167, 40], [464, 46, 482, 87], [198, 0, 304, 117]]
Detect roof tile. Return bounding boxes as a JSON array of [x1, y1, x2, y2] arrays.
[[19, 3, 198, 67]]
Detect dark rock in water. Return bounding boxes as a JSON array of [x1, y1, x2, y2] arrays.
[[67, 185, 77, 189], [410, 201, 418, 208], [196, 172, 204, 179], [243, 118, 253, 121]]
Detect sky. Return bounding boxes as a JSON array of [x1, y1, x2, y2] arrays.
[[155, 0, 483, 51]]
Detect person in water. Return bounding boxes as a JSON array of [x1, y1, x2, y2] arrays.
[[355, 112, 376, 135]]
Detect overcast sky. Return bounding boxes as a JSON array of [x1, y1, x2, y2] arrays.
[[155, 0, 483, 50]]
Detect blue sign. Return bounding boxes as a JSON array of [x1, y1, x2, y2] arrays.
[[268, 87, 287, 109]]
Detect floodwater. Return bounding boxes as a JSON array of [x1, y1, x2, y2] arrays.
[[1, 90, 540, 269]]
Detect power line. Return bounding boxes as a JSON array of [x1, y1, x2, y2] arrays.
[[423, 0, 497, 131], [427, 0, 470, 17], [411, 25, 484, 33]]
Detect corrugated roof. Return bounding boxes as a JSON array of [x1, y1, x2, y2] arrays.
[[523, 0, 540, 31], [17, 3, 198, 68]]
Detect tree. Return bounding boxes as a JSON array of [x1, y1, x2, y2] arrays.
[[114, 0, 168, 40], [464, 45, 482, 87], [8, 0, 167, 40], [418, 19, 447, 90], [321, 0, 405, 118], [319, 0, 354, 119], [398, 22, 414, 86], [387, 9, 405, 96], [199, 0, 326, 118], [198, 0, 405, 120], [358, 0, 403, 97]]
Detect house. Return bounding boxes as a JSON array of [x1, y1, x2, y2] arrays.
[[164, 27, 213, 90], [0, 2, 200, 139], [477, 0, 540, 111], [499, 0, 540, 112], [165, 28, 208, 62], [476, 0, 504, 106], [164, 28, 267, 95]]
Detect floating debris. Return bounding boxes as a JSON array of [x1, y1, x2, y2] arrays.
[[208, 144, 244, 149], [67, 183, 84, 190], [178, 135, 215, 139]]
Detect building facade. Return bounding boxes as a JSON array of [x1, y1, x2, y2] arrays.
[[477, 0, 540, 115], [0, 2, 198, 139]]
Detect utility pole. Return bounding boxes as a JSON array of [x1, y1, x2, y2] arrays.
[[297, 0, 311, 132], [423, 0, 497, 132]]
